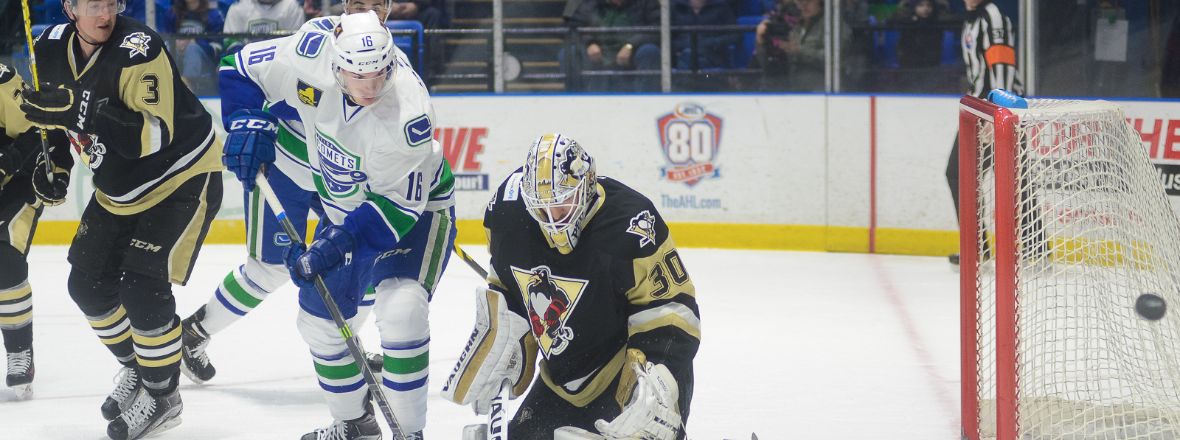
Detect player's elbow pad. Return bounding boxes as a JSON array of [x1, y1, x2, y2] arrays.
[[441, 286, 536, 415]]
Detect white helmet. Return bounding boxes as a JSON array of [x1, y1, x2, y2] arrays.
[[521, 133, 599, 254], [331, 11, 396, 102]]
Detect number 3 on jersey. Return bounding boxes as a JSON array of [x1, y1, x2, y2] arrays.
[[406, 171, 423, 202]]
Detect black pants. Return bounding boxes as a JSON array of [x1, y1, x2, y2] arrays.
[[67, 172, 221, 394]]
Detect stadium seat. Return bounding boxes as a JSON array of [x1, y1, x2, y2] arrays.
[[734, 15, 762, 69], [386, 20, 425, 77]]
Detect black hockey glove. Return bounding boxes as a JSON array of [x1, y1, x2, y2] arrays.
[[20, 83, 94, 133], [32, 153, 69, 206]]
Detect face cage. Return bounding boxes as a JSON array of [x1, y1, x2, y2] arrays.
[[522, 178, 592, 239], [334, 64, 395, 102], [72, 0, 126, 16]]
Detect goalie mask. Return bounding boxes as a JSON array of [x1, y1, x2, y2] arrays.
[[521, 133, 599, 254], [331, 11, 396, 105]]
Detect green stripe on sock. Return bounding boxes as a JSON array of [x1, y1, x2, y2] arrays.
[[384, 351, 429, 375], [222, 272, 262, 309], [315, 361, 361, 380]]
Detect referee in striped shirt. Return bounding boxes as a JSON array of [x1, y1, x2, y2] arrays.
[[946, 0, 1024, 267]]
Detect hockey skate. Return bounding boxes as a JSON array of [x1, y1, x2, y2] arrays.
[[102, 366, 142, 421], [5, 348, 33, 400], [300, 410, 382, 440], [180, 306, 216, 383], [107, 387, 183, 440]]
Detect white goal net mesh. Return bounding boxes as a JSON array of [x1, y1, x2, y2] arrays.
[[970, 98, 1180, 440]]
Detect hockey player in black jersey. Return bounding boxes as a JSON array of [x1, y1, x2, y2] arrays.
[[0, 64, 71, 401], [443, 134, 700, 439], [19, 0, 223, 438]]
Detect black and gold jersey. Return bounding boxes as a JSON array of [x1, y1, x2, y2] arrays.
[[484, 170, 700, 417], [32, 17, 221, 214], [0, 63, 70, 188]]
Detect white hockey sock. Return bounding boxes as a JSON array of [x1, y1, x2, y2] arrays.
[[201, 259, 287, 335], [374, 278, 431, 432]]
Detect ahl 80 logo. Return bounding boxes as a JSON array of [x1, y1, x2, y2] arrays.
[[656, 103, 722, 187]]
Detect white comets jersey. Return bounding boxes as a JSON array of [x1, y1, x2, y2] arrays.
[[226, 19, 454, 229]]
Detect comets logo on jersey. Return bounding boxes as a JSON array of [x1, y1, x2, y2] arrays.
[[510, 265, 588, 357], [656, 103, 722, 187], [627, 210, 657, 248], [119, 32, 151, 58], [315, 130, 367, 198]]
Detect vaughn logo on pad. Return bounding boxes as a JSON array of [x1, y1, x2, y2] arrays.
[[656, 103, 722, 187]]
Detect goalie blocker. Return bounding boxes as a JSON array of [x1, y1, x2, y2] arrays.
[[442, 134, 700, 439]]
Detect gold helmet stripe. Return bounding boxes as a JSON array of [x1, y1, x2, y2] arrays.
[[536, 133, 557, 201]]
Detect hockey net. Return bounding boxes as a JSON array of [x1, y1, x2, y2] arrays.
[[960, 96, 1180, 440]]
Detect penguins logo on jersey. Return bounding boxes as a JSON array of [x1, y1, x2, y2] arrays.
[[510, 265, 588, 357], [68, 131, 107, 170], [315, 129, 367, 198], [627, 210, 657, 248], [120, 32, 152, 58]]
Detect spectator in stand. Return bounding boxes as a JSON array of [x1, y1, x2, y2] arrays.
[[387, 0, 445, 29], [890, 0, 948, 70], [673, 0, 737, 71], [753, 0, 798, 90], [224, 0, 306, 53], [1163, 13, 1180, 98], [563, 0, 662, 92], [780, 0, 825, 91], [169, 0, 225, 96]]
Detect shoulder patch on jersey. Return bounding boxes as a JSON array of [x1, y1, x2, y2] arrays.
[[296, 80, 322, 107], [48, 24, 67, 40], [0, 64, 12, 84], [119, 32, 152, 59], [296, 32, 326, 58], [309, 17, 335, 31], [503, 172, 523, 201], [404, 114, 432, 147], [626, 210, 657, 248]]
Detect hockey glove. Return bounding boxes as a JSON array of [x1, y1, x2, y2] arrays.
[[442, 286, 535, 415], [284, 225, 355, 287], [32, 153, 69, 206], [20, 83, 93, 133], [594, 360, 682, 440], [222, 109, 277, 192]]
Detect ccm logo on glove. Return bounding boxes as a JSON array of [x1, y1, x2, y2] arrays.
[[229, 118, 277, 132]]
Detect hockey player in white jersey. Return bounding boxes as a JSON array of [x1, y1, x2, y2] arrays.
[[180, 0, 396, 386], [217, 12, 456, 439]]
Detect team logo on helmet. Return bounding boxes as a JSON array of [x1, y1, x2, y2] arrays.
[[120, 32, 151, 59], [315, 129, 368, 198], [626, 210, 658, 248], [656, 103, 722, 187], [510, 265, 588, 357]]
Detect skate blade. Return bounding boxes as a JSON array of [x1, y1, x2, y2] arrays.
[[179, 364, 208, 385], [11, 383, 32, 400], [142, 416, 182, 439]]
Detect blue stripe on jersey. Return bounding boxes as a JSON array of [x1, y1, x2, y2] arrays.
[[218, 64, 267, 128]]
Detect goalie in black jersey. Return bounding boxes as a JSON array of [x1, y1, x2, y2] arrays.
[[18, 0, 223, 438], [0, 64, 71, 401], [443, 134, 700, 439]]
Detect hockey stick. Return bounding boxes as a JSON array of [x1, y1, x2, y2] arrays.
[[449, 245, 511, 440], [254, 174, 407, 440], [18, 0, 55, 183]]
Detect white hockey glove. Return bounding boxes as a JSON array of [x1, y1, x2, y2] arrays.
[[594, 360, 683, 440], [442, 286, 535, 415]]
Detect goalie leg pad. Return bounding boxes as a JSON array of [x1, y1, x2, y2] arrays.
[[297, 309, 368, 421], [442, 286, 536, 415], [373, 278, 430, 433]]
